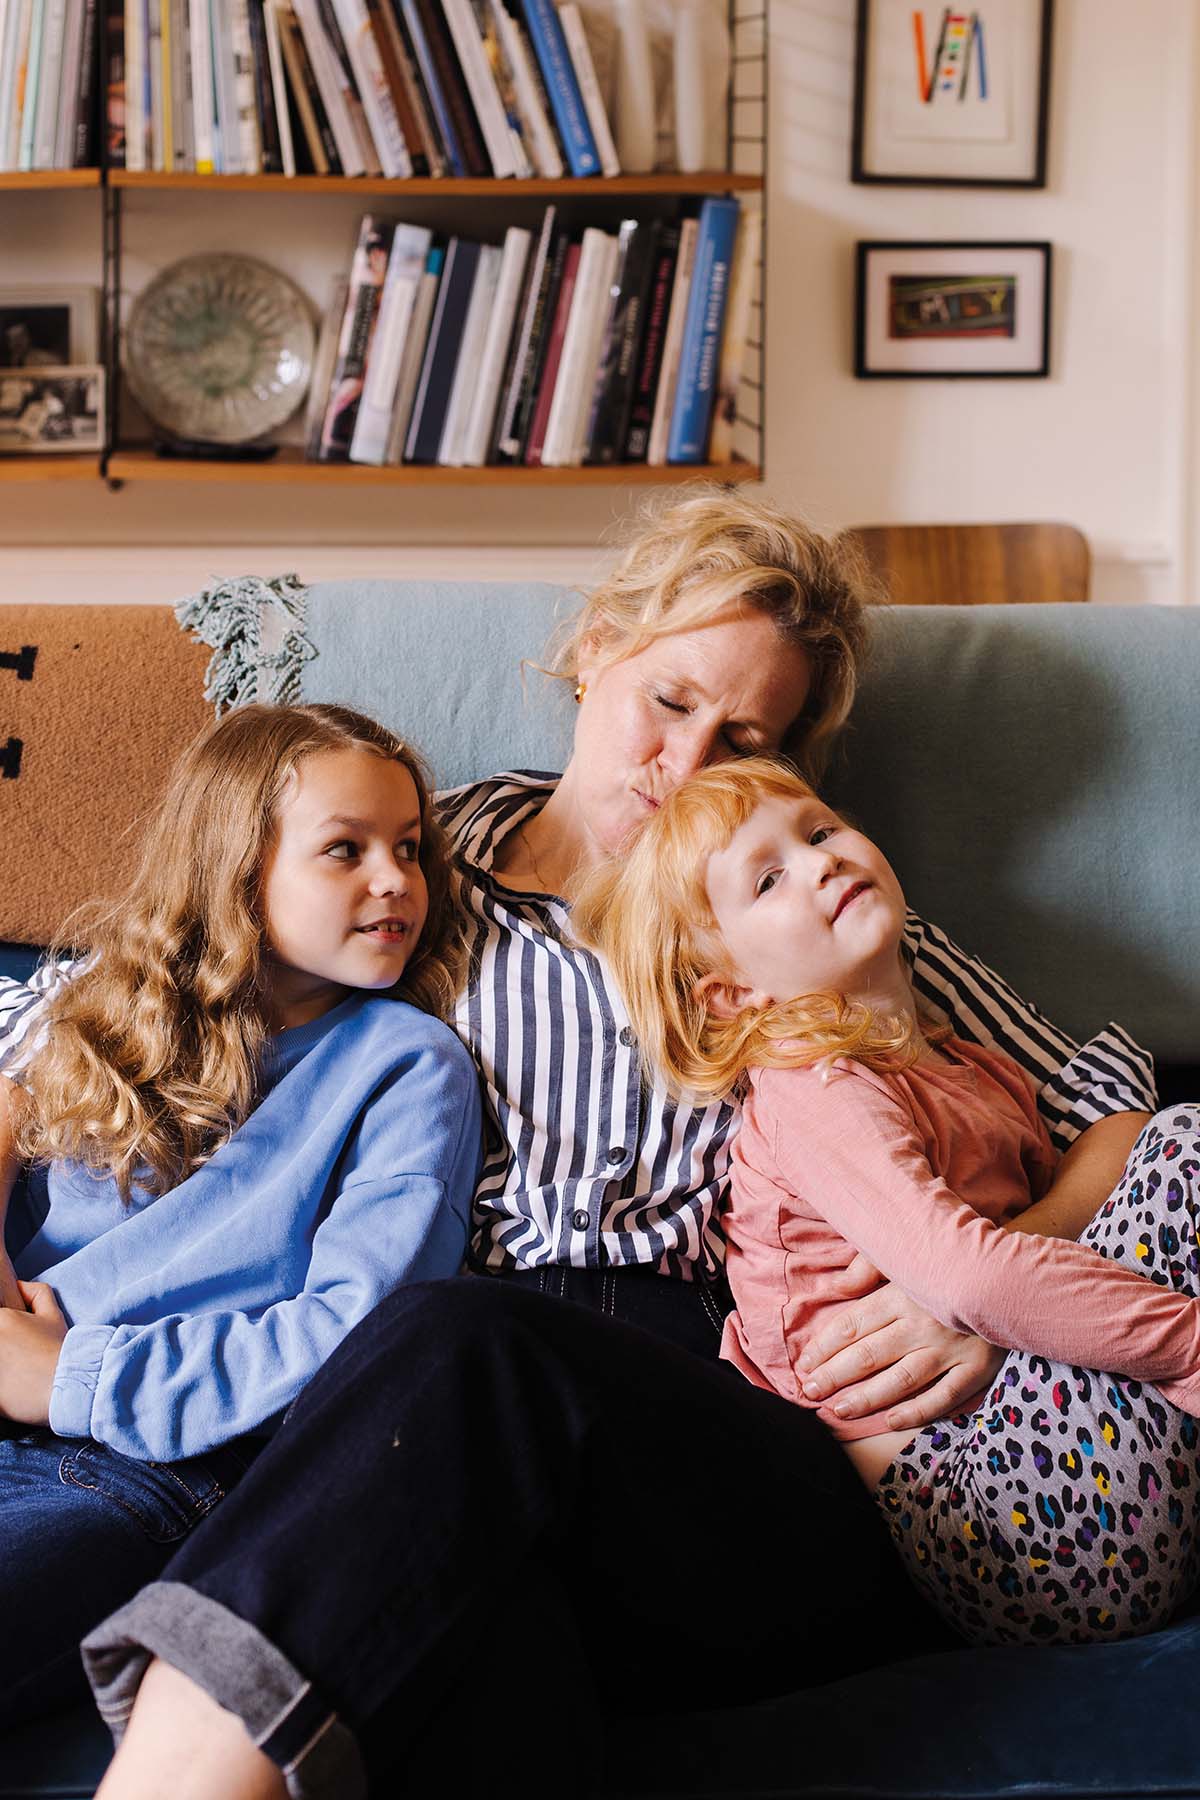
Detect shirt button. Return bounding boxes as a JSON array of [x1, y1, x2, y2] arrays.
[[619, 1026, 635, 1048], [572, 1209, 590, 1231], [606, 1146, 626, 1163]]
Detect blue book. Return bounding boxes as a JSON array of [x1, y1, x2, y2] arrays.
[[518, 0, 598, 178], [405, 238, 482, 463], [667, 197, 740, 465], [399, 0, 466, 178]]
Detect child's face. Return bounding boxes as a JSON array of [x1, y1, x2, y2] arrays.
[[260, 747, 428, 1030], [703, 792, 907, 1012]]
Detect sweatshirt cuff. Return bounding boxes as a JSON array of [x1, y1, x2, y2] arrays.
[[49, 1322, 115, 1440]]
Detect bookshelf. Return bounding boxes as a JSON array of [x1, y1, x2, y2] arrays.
[[1, 0, 767, 492]]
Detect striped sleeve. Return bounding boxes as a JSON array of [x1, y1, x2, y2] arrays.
[[0, 958, 84, 1082], [903, 912, 1157, 1150]]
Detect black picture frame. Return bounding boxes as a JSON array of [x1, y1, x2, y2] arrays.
[[851, 1, 1054, 188], [855, 241, 1052, 379]]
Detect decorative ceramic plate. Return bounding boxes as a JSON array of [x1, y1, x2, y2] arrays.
[[125, 254, 315, 445]]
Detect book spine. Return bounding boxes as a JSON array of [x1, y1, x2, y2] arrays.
[[509, 225, 565, 460], [228, 0, 262, 169], [646, 213, 695, 465], [524, 236, 578, 466], [6, 0, 36, 169], [0, 0, 22, 166], [491, 200, 554, 459], [439, 0, 512, 176], [145, 0, 163, 165], [564, 228, 619, 464], [331, 0, 411, 175], [438, 241, 501, 463], [70, 0, 97, 164], [34, 0, 67, 166], [304, 274, 348, 456], [363, 0, 426, 174], [349, 220, 431, 463], [18, 0, 47, 169], [247, 0, 283, 167], [187, 0, 213, 165], [557, 1, 616, 176], [159, 0, 173, 167], [590, 216, 660, 464], [667, 196, 739, 463], [51, 0, 82, 165], [102, 0, 123, 163], [398, 0, 464, 175], [461, 223, 530, 465], [384, 0, 442, 175], [385, 246, 442, 461], [466, 0, 528, 175], [405, 237, 482, 463], [409, 0, 486, 175], [541, 225, 609, 466], [276, 1, 332, 169], [262, 0, 295, 169], [319, 214, 393, 460], [517, 0, 595, 177], [315, 0, 378, 170], [491, 0, 558, 178], [582, 214, 634, 461], [177, 0, 195, 165], [707, 203, 761, 465], [623, 221, 677, 461], [209, 0, 240, 170], [293, 0, 361, 171]]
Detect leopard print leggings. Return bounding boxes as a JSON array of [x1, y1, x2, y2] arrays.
[[876, 1106, 1200, 1646]]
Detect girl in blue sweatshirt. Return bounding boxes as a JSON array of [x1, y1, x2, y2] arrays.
[[0, 702, 482, 1725]]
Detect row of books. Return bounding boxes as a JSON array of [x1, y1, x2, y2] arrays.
[[0, 0, 99, 169], [304, 193, 760, 469], [111, 0, 642, 177]]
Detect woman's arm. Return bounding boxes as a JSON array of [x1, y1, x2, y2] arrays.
[[0, 1075, 28, 1309], [1007, 1109, 1151, 1241]]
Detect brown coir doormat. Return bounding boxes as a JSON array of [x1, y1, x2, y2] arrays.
[[0, 606, 213, 947]]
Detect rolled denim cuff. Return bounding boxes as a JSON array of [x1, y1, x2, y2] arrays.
[[82, 1581, 365, 1800]]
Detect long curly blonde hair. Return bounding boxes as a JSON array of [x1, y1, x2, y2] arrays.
[[551, 487, 875, 780], [571, 757, 942, 1101], [17, 703, 464, 1201]]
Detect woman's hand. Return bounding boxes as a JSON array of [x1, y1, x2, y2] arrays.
[[0, 1281, 67, 1426], [795, 1254, 1004, 1432], [0, 1251, 24, 1311]]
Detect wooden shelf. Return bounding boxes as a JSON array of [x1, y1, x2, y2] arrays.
[[0, 169, 101, 189], [109, 170, 764, 197], [0, 453, 103, 480], [105, 446, 761, 486]]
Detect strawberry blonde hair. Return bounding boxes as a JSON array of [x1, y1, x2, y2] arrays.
[[551, 487, 874, 781], [17, 703, 463, 1201], [571, 757, 940, 1101]]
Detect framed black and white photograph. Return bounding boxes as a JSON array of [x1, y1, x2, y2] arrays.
[[855, 242, 1051, 378], [0, 366, 106, 453], [852, 1, 1054, 186], [0, 287, 100, 370]]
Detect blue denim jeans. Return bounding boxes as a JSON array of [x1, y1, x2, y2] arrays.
[[0, 1424, 257, 1729]]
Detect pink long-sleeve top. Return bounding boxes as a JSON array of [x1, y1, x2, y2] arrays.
[[721, 1038, 1200, 1436]]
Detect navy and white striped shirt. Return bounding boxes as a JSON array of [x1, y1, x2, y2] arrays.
[[0, 770, 1158, 1282]]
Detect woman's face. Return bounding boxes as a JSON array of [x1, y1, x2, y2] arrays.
[[570, 609, 812, 858]]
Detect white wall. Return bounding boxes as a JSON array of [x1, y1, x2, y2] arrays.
[[1, 0, 1196, 603]]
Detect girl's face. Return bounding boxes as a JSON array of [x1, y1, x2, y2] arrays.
[[569, 610, 812, 859], [259, 748, 429, 1030], [702, 791, 907, 1014]]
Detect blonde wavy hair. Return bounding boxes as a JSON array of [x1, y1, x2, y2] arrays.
[[551, 487, 875, 780], [572, 757, 943, 1102], [17, 703, 464, 1201]]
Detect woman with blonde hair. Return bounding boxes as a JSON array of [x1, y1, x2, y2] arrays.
[[0, 488, 1155, 1797], [0, 702, 481, 1726]]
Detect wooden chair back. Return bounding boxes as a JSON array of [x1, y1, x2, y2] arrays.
[[844, 522, 1091, 606]]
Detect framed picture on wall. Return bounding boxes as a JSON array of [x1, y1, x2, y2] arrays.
[[852, 1, 1054, 186], [855, 241, 1051, 378]]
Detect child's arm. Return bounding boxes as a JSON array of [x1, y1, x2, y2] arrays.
[[41, 1039, 483, 1463], [0, 1075, 28, 1310], [760, 1066, 1200, 1417]]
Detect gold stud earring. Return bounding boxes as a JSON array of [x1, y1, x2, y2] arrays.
[[574, 683, 587, 704]]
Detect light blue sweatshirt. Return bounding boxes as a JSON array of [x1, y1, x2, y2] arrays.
[[7, 993, 482, 1463]]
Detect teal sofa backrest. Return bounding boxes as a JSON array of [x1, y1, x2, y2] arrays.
[[297, 586, 1199, 1064]]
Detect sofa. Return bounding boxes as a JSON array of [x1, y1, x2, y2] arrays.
[[0, 586, 1197, 1798]]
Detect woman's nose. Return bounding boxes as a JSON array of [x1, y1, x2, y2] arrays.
[[660, 720, 719, 783]]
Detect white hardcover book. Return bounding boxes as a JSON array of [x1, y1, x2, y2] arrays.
[[438, 244, 502, 465], [229, 0, 262, 170], [189, 0, 215, 166], [292, 0, 364, 173], [558, 2, 618, 177], [262, 0, 295, 173], [350, 223, 432, 465], [123, 0, 145, 167], [17, 0, 46, 167], [31, 0, 65, 167], [708, 203, 761, 466], [542, 226, 614, 467], [461, 224, 531, 466], [646, 214, 696, 465], [146, 0, 163, 167], [384, 266, 440, 464], [167, 0, 188, 166], [0, 0, 15, 169], [7, 0, 37, 167], [490, 0, 560, 178], [209, 0, 242, 170], [438, 0, 515, 177], [330, 0, 411, 176], [177, 0, 196, 166], [566, 227, 619, 462], [52, 0, 83, 166]]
